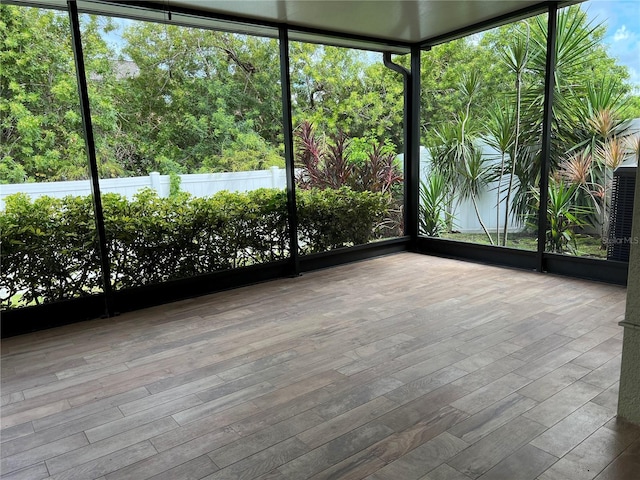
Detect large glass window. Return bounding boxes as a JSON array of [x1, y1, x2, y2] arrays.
[[289, 42, 405, 255], [546, 1, 639, 260], [419, 14, 550, 252], [80, 14, 289, 289], [0, 4, 101, 310]]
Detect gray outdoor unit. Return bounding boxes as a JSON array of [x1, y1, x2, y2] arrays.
[[607, 160, 637, 262]]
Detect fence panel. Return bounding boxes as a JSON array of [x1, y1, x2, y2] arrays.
[[1, 159, 518, 233], [0, 167, 288, 209]]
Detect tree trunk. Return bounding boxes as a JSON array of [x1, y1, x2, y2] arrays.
[[503, 72, 522, 246], [496, 151, 505, 245], [473, 193, 494, 245]]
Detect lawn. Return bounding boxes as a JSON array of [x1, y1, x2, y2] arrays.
[[438, 232, 606, 258]]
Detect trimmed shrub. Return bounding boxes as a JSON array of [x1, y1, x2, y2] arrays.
[[1, 187, 388, 309], [297, 187, 389, 254], [0, 193, 102, 307]]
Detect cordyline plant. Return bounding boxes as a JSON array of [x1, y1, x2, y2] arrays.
[[529, 178, 592, 254], [294, 121, 402, 194]]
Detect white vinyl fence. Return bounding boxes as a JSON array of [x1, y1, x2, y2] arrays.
[[0, 154, 521, 233], [401, 146, 522, 234], [0, 166, 287, 209]]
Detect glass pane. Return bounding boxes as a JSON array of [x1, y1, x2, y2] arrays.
[[290, 43, 405, 255], [80, 14, 288, 289], [547, 1, 639, 260], [1, 4, 101, 310], [419, 14, 550, 251]]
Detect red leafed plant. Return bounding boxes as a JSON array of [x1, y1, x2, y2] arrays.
[[294, 121, 402, 194], [355, 142, 403, 194]]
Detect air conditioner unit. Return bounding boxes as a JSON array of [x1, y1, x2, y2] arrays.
[[607, 161, 637, 262]]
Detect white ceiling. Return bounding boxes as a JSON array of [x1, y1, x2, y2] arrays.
[[16, 0, 577, 52], [168, 0, 560, 45]]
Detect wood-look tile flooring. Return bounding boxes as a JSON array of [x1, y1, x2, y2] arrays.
[[2, 253, 639, 480]]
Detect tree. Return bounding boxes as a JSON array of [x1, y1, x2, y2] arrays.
[[4, 2, 637, 195], [112, 23, 283, 174], [426, 71, 493, 242], [0, 6, 127, 182], [483, 101, 515, 245], [1, 5, 87, 182], [419, 4, 640, 250], [421, 37, 507, 139], [499, 25, 529, 246], [289, 44, 404, 148]]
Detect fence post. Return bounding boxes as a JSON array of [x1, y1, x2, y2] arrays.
[[149, 171, 161, 195], [270, 166, 279, 189]]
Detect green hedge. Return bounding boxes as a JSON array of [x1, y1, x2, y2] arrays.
[[0, 194, 102, 308], [1, 187, 388, 309], [297, 187, 389, 254]]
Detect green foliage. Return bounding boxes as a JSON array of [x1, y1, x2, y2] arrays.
[[529, 180, 592, 254], [1, 188, 387, 309], [421, 38, 503, 135], [295, 121, 402, 194], [296, 187, 389, 254], [0, 5, 88, 182], [458, 150, 491, 202], [113, 22, 285, 174], [4, 3, 637, 191], [1, 6, 288, 182], [100, 188, 290, 287], [0, 157, 27, 184], [289, 45, 403, 145], [423, 5, 639, 248], [168, 172, 182, 197], [419, 174, 451, 237], [0, 193, 101, 307], [425, 70, 494, 241], [3, 2, 639, 264], [294, 122, 402, 237], [198, 132, 285, 173], [346, 135, 397, 167]]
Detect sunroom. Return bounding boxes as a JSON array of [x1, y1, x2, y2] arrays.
[[1, 0, 640, 479]]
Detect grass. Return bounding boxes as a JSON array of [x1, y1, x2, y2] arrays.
[[438, 231, 606, 258]]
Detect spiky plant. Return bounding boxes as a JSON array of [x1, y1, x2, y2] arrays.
[[419, 173, 451, 237], [499, 24, 529, 245], [458, 150, 494, 244], [624, 134, 640, 163], [530, 179, 592, 254], [559, 151, 592, 186], [598, 137, 625, 170], [593, 137, 626, 246], [484, 101, 515, 245]]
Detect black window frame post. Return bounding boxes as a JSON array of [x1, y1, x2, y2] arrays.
[[278, 25, 300, 276], [537, 2, 559, 272], [409, 45, 422, 249], [67, 0, 114, 317]]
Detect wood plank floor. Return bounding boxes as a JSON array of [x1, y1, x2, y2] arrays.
[[2, 252, 639, 480]]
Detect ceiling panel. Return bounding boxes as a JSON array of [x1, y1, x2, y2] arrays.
[[11, 0, 578, 52], [167, 0, 554, 44]]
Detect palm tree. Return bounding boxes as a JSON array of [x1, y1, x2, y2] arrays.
[[458, 150, 493, 244], [484, 102, 515, 245], [499, 26, 529, 246], [426, 72, 483, 234], [427, 121, 467, 232], [502, 7, 603, 226]]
